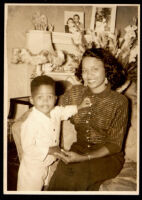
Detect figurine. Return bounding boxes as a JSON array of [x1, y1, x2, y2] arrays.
[[40, 14, 48, 31], [11, 48, 21, 64], [32, 11, 41, 30]]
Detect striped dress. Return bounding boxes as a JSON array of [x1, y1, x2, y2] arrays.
[[48, 84, 129, 191]]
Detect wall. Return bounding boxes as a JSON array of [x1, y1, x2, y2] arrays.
[[6, 5, 138, 64], [6, 5, 92, 107], [116, 6, 138, 36], [6, 4, 138, 118]]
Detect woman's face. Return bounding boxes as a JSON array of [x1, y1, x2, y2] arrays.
[[82, 56, 106, 93], [67, 19, 74, 27]]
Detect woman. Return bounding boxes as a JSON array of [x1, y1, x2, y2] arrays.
[[47, 48, 129, 191]]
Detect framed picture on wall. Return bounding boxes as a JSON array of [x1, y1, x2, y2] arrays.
[[64, 11, 84, 33], [90, 5, 117, 33]]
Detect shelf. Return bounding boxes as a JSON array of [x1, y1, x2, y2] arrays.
[[44, 72, 74, 76], [43, 71, 80, 85]]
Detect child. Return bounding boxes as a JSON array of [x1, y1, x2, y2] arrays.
[[17, 75, 91, 191], [66, 17, 79, 33]]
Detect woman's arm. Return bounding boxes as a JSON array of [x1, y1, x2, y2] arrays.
[[105, 97, 129, 154], [53, 145, 110, 164], [53, 97, 128, 164], [87, 97, 129, 155]]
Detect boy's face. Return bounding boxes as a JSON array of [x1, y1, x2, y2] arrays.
[[30, 84, 57, 116]]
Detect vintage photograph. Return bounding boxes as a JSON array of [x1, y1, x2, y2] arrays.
[[64, 11, 84, 33], [90, 5, 117, 33], [4, 4, 139, 195]]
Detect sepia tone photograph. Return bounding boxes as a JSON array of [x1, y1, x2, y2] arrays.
[[4, 3, 140, 195], [90, 5, 117, 33]]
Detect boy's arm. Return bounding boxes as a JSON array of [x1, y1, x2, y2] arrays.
[[56, 105, 78, 121], [57, 97, 92, 121]]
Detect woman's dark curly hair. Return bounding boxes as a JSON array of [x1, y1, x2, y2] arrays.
[[75, 48, 127, 90]]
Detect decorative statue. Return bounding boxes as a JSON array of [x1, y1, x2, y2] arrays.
[[39, 14, 48, 31], [32, 11, 41, 30], [32, 11, 54, 31]]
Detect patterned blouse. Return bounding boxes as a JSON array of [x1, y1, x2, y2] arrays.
[[59, 84, 128, 155]]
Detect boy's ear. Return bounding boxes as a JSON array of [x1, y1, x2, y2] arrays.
[[29, 96, 33, 105]]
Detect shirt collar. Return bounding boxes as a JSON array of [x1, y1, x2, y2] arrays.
[[33, 107, 51, 121], [84, 84, 111, 98]]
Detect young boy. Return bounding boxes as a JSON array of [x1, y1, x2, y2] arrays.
[[17, 75, 91, 191]]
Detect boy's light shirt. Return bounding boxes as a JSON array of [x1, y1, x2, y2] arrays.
[[21, 105, 78, 166]]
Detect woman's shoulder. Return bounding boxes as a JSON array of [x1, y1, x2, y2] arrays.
[[70, 84, 85, 93], [110, 90, 128, 106], [59, 84, 85, 105], [68, 84, 87, 98]]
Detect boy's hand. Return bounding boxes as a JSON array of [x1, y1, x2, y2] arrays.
[[48, 146, 62, 155], [78, 97, 92, 110]]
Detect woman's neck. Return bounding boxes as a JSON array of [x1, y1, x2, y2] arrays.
[[89, 84, 107, 94]]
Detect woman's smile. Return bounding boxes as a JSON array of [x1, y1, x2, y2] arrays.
[[87, 80, 97, 83]]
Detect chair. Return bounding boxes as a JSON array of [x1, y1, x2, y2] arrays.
[[12, 108, 32, 161], [11, 80, 137, 191]]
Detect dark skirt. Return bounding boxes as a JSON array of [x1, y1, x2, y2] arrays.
[[48, 152, 124, 191]]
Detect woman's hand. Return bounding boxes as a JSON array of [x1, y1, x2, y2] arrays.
[[53, 149, 87, 164], [78, 97, 92, 110]]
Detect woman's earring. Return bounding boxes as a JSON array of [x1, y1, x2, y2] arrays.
[[105, 78, 108, 85]]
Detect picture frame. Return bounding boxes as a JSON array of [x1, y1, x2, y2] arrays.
[[64, 11, 84, 33], [90, 5, 117, 33]]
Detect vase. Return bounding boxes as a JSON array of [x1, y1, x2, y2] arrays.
[[26, 30, 55, 54]]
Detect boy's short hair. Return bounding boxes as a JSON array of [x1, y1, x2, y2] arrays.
[[31, 75, 56, 94]]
